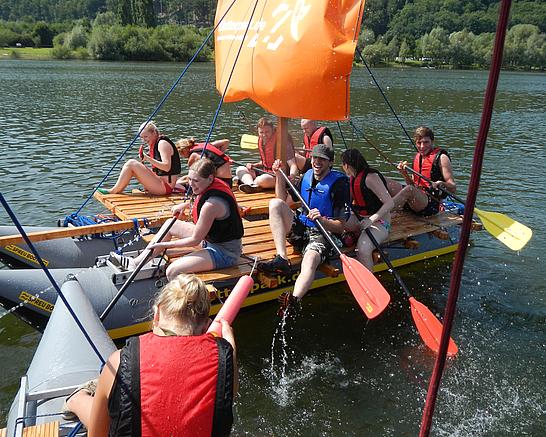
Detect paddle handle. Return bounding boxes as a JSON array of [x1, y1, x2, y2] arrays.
[[278, 169, 342, 257], [207, 275, 254, 336], [99, 216, 178, 322]]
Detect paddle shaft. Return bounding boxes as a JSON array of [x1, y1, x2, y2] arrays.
[[99, 216, 178, 322], [278, 170, 342, 257]]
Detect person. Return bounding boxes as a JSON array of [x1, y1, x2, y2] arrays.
[[176, 137, 233, 187], [258, 144, 350, 314], [388, 126, 456, 216], [236, 117, 297, 193], [99, 121, 181, 195], [111, 159, 244, 280], [341, 149, 394, 269], [63, 274, 237, 436], [294, 119, 334, 173]]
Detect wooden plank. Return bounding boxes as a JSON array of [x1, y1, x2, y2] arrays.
[[22, 421, 59, 437], [0, 216, 170, 247]]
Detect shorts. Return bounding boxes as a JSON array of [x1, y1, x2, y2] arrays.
[[162, 179, 174, 195], [287, 215, 336, 264], [404, 197, 439, 216], [219, 177, 233, 188], [202, 241, 240, 269]]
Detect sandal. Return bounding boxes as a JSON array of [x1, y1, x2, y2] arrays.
[[61, 379, 98, 421]]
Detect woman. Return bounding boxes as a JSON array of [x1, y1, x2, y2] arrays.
[[99, 121, 181, 195], [64, 274, 237, 436], [176, 137, 233, 187], [113, 159, 244, 279], [341, 149, 394, 269]]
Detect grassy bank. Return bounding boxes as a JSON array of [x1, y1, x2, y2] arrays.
[[0, 47, 53, 60]]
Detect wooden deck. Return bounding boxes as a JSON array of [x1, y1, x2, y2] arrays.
[[0, 421, 59, 437], [94, 188, 463, 284]]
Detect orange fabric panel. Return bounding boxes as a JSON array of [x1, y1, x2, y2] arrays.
[[215, 0, 365, 121]]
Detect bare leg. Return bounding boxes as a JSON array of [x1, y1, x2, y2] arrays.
[[236, 166, 256, 185], [268, 198, 295, 259], [166, 250, 215, 280], [386, 177, 404, 197], [392, 185, 429, 212], [254, 173, 275, 189], [294, 154, 307, 172], [109, 159, 169, 195], [292, 250, 321, 299], [356, 224, 389, 270]]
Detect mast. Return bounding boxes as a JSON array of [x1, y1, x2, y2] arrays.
[[419, 0, 513, 435], [276, 117, 289, 162]]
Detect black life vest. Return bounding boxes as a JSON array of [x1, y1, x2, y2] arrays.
[[150, 135, 181, 177], [108, 333, 234, 437], [191, 178, 244, 244], [350, 168, 388, 216]]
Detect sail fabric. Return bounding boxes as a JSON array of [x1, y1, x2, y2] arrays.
[[215, 0, 365, 121]]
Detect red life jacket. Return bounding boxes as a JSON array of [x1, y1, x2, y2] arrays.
[[303, 126, 332, 158], [108, 332, 234, 437], [258, 130, 276, 170], [191, 143, 230, 169], [412, 147, 450, 198], [149, 135, 181, 178], [191, 178, 244, 243], [350, 168, 388, 216]]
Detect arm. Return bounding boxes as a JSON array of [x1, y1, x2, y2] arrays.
[[211, 139, 230, 152], [272, 159, 289, 200], [285, 135, 299, 177], [144, 139, 173, 172], [398, 160, 414, 185], [435, 154, 456, 193], [322, 133, 333, 149], [87, 350, 120, 437], [187, 153, 199, 167]]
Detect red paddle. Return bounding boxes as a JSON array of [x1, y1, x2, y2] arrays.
[[279, 170, 390, 319]]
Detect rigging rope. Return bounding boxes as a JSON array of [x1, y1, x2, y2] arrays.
[[0, 193, 106, 366], [73, 0, 239, 217]]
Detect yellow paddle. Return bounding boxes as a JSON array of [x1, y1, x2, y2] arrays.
[[240, 134, 258, 149], [404, 165, 532, 251]]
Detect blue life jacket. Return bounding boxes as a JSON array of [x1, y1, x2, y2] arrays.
[[298, 169, 347, 228]]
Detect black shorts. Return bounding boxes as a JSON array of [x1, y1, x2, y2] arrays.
[[287, 214, 337, 263], [416, 197, 440, 216]]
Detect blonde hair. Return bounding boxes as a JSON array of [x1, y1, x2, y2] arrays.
[[175, 137, 196, 153], [154, 274, 210, 329], [139, 120, 158, 134]]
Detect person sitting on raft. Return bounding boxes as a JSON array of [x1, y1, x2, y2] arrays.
[[98, 121, 181, 195], [112, 159, 244, 280], [388, 126, 456, 216], [235, 117, 298, 194], [341, 149, 394, 270], [63, 273, 237, 436], [176, 137, 233, 187], [257, 145, 351, 315], [294, 119, 334, 173]]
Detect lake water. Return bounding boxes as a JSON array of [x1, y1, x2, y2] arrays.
[[0, 60, 545, 435]]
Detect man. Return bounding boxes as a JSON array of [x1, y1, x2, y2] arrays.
[[388, 126, 456, 216], [236, 117, 297, 193], [294, 119, 334, 173], [258, 144, 350, 314]]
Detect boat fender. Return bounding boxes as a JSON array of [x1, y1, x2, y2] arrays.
[[207, 275, 254, 337]]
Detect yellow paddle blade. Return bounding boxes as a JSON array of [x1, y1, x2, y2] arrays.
[[475, 207, 532, 251], [240, 134, 258, 149]]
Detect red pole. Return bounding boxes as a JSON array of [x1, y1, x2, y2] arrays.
[[418, 0, 513, 435]]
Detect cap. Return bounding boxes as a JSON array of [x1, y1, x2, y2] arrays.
[[311, 144, 334, 161]]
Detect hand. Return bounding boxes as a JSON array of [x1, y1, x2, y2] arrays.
[[219, 319, 236, 349], [431, 181, 445, 191], [246, 163, 254, 171], [171, 202, 188, 218], [272, 159, 283, 174], [359, 217, 372, 231], [397, 161, 409, 172], [138, 145, 145, 160], [149, 241, 170, 251], [307, 208, 322, 222]]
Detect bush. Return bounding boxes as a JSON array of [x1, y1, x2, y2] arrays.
[[65, 24, 88, 50], [88, 25, 124, 60], [51, 44, 73, 59]]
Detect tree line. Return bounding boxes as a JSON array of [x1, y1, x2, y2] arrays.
[[0, 0, 544, 68]]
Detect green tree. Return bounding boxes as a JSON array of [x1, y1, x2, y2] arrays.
[[398, 39, 412, 61], [362, 41, 389, 66], [88, 24, 123, 59], [504, 24, 541, 67], [357, 28, 375, 51], [65, 24, 88, 49], [449, 29, 476, 67], [32, 21, 53, 47], [420, 27, 450, 62], [471, 32, 494, 67]]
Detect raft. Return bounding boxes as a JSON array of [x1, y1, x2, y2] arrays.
[[0, 188, 464, 339]]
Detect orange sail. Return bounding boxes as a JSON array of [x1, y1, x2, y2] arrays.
[[215, 0, 365, 121]]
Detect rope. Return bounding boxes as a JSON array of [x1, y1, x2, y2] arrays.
[[0, 193, 106, 366], [72, 0, 239, 217], [199, 0, 260, 162], [355, 47, 417, 152]]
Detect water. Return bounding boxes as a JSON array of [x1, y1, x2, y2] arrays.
[[1, 60, 545, 435]]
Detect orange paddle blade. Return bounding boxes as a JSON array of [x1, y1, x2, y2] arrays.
[[340, 254, 390, 319], [409, 297, 458, 356]]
